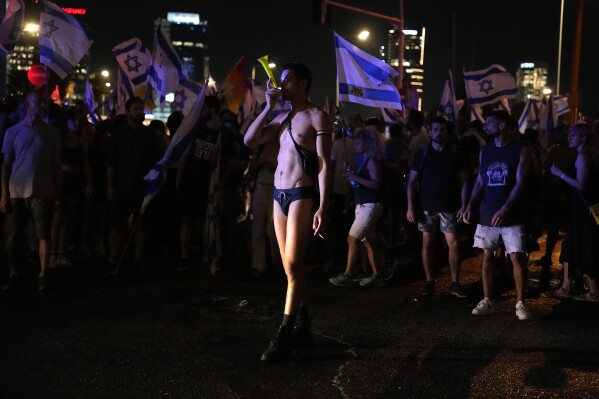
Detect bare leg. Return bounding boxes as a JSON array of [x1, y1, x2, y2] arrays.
[[586, 276, 598, 295], [445, 232, 460, 282], [482, 249, 495, 300], [39, 239, 50, 277], [362, 236, 383, 276], [422, 231, 436, 282], [344, 235, 359, 276], [510, 251, 528, 303], [273, 198, 313, 316], [561, 262, 572, 290]]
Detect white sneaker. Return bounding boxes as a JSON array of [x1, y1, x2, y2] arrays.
[[515, 301, 530, 320], [472, 298, 495, 316], [56, 254, 73, 268], [359, 275, 385, 287]]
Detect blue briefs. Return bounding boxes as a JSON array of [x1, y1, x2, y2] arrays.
[[273, 186, 315, 216]]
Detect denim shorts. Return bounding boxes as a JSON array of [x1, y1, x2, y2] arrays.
[[417, 211, 458, 233], [349, 202, 383, 240], [473, 224, 527, 254]]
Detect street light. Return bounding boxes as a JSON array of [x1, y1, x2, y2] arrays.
[[358, 30, 370, 41], [101, 70, 109, 78]]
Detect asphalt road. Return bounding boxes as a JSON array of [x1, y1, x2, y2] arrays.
[[2, 234, 599, 399]]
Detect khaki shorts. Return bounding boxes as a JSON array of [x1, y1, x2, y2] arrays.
[[5, 198, 53, 240], [349, 203, 383, 240]]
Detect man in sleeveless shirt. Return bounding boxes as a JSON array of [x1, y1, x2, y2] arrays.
[[463, 110, 532, 320], [244, 62, 333, 362]]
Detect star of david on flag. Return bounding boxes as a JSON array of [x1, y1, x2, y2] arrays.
[[173, 78, 202, 116], [334, 32, 402, 110], [39, 1, 93, 80], [112, 38, 151, 90], [148, 24, 186, 107], [463, 64, 516, 107], [437, 70, 458, 122]]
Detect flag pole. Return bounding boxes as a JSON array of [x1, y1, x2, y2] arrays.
[[144, 19, 161, 106]]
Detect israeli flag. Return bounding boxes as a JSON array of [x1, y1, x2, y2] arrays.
[[39, 1, 93, 80], [0, 0, 25, 54], [437, 70, 458, 122], [553, 95, 570, 116], [141, 81, 207, 213], [463, 64, 517, 107], [334, 32, 402, 110], [172, 77, 203, 116], [112, 38, 151, 90], [148, 24, 186, 106], [518, 98, 538, 133]]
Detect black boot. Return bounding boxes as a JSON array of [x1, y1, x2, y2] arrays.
[[261, 325, 293, 362], [292, 316, 313, 347]]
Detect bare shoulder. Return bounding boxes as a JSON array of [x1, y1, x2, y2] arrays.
[[308, 106, 333, 131]]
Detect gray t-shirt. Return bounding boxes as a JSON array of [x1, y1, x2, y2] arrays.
[[2, 121, 61, 199]]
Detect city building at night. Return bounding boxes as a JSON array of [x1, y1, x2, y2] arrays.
[[516, 62, 549, 102], [382, 27, 425, 110], [154, 12, 209, 82]]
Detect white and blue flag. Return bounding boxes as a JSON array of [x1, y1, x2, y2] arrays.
[[84, 78, 96, 115], [553, 95, 570, 116], [116, 67, 135, 114], [39, 1, 93, 80], [112, 38, 151, 91], [517, 98, 538, 133], [148, 24, 186, 106], [437, 70, 458, 122], [173, 77, 202, 116], [0, 0, 25, 54], [463, 64, 517, 107], [141, 82, 207, 213], [334, 32, 402, 110]]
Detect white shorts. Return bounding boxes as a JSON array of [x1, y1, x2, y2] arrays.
[[473, 224, 527, 254], [349, 203, 383, 240]]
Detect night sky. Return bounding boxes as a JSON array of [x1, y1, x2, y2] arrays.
[[25, 0, 599, 118]]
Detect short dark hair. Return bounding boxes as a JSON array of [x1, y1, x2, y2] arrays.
[[125, 96, 143, 111], [282, 62, 312, 92], [430, 116, 448, 127], [488, 110, 512, 126], [408, 110, 425, 130], [388, 123, 403, 138], [203, 95, 221, 112]]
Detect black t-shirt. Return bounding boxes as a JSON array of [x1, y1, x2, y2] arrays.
[[181, 122, 236, 188], [108, 124, 162, 197], [410, 144, 467, 212]]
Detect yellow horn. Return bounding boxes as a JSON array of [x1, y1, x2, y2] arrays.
[[257, 55, 279, 88]]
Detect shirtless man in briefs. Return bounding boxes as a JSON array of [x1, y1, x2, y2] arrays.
[[244, 62, 333, 362]]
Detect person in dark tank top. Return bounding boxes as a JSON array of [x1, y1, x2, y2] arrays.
[[463, 110, 532, 321]]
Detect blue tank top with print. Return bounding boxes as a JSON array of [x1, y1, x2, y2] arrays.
[[478, 138, 525, 226]]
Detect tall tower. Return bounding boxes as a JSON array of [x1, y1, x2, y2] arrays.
[[516, 62, 549, 102], [383, 27, 425, 109], [155, 12, 209, 82]]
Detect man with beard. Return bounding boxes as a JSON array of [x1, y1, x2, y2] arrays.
[[463, 110, 532, 320], [406, 116, 469, 297], [107, 97, 162, 273], [244, 62, 333, 362]]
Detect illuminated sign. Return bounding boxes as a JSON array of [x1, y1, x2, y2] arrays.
[[520, 62, 535, 69], [167, 12, 200, 25], [62, 7, 86, 15]]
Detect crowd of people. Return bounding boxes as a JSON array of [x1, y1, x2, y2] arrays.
[[1, 71, 599, 361]]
